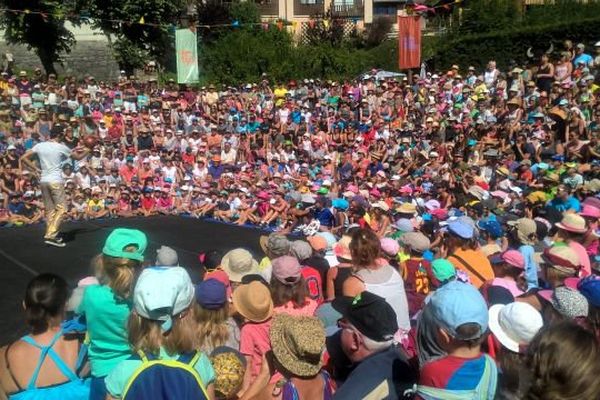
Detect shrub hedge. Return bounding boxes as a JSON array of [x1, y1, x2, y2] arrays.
[[430, 16, 600, 71]]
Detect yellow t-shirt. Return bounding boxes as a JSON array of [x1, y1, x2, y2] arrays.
[[274, 87, 288, 107], [88, 199, 105, 212]]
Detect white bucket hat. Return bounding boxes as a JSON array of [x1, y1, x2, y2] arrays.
[[488, 302, 543, 353]]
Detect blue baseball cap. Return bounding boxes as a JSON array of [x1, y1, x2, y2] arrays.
[[332, 198, 349, 210], [195, 278, 227, 310], [578, 275, 600, 307], [134, 266, 194, 331], [392, 218, 414, 232], [428, 280, 488, 340], [448, 220, 474, 240], [477, 220, 503, 239]]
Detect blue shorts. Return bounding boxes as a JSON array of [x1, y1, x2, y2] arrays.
[[89, 376, 107, 400]]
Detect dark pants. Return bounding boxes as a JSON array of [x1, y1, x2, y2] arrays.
[[89, 376, 107, 400]]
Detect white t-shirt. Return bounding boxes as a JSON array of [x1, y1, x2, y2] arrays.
[[98, 126, 108, 139], [221, 148, 237, 164], [279, 108, 290, 122], [32, 142, 71, 183], [162, 166, 178, 182], [76, 172, 91, 189]]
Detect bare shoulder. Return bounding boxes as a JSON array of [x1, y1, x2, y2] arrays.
[[342, 275, 364, 297]]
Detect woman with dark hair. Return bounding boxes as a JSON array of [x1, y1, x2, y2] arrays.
[[0, 274, 89, 399]]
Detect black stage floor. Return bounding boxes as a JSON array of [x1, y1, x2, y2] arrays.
[[0, 216, 265, 345]]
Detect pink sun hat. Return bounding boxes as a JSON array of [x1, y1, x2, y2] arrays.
[[580, 204, 600, 219]]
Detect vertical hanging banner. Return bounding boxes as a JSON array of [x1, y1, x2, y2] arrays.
[[398, 16, 421, 70], [176, 28, 199, 84]]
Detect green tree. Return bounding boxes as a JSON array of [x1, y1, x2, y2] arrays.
[[456, 0, 521, 36], [194, 0, 231, 43], [229, 2, 260, 24], [202, 26, 296, 84], [87, 0, 185, 74], [194, 1, 260, 44], [304, 8, 346, 47], [0, 0, 81, 74]]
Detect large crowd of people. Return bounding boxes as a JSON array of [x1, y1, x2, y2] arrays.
[[1, 38, 600, 399]]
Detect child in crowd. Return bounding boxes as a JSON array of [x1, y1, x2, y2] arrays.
[[398, 232, 436, 316], [417, 281, 497, 399], [270, 255, 318, 316], [76, 228, 147, 400], [193, 279, 240, 353], [105, 266, 215, 399], [488, 302, 543, 399], [232, 281, 273, 394]]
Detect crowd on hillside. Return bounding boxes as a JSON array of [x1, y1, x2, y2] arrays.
[[1, 38, 600, 399], [0, 40, 599, 230]]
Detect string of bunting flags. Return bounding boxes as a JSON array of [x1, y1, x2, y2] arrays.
[[405, 0, 463, 14], [0, 7, 361, 31]]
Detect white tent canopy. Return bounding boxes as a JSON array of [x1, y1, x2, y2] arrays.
[[360, 70, 407, 81]]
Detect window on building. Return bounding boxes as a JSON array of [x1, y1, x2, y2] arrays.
[[373, 4, 397, 15], [334, 0, 355, 5]]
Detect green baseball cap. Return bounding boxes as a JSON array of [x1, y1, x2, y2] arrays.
[[102, 228, 148, 261], [317, 187, 329, 195], [432, 258, 456, 283]]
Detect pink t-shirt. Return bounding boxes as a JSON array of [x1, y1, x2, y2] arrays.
[[570, 241, 591, 278], [239, 319, 272, 380], [490, 278, 524, 298], [273, 299, 318, 317]]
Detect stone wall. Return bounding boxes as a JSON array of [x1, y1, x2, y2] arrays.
[[0, 40, 121, 81]]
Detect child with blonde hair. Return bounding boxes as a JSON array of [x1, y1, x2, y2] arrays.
[[77, 228, 147, 400]]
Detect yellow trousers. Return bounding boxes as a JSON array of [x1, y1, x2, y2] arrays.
[[41, 182, 66, 239]]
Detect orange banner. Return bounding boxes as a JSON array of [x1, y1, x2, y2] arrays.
[[398, 16, 421, 70]]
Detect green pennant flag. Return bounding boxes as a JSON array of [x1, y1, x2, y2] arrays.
[[175, 28, 199, 84]]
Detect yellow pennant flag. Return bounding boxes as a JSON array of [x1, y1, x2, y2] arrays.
[[139, 16, 145, 24]]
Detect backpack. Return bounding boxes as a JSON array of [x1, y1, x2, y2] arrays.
[[122, 350, 209, 400], [415, 354, 498, 400]]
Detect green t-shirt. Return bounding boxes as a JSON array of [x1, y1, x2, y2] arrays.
[[77, 284, 132, 377], [105, 348, 215, 398]]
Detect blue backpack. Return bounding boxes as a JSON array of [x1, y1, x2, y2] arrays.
[[122, 350, 209, 400]]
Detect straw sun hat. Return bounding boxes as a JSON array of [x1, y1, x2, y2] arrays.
[[221, 248, 259, 282], [269, 314, 325, 377], [232, 281, 273, 323]]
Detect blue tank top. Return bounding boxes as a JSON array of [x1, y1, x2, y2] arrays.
[[7, 330, 90, 400], [281, 371, 333, 400]]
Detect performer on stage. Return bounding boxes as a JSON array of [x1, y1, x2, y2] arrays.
[[20, 128, 89, 247]]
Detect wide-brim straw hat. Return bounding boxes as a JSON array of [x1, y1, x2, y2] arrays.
[[269, 314, 325, 377], [221, 248, 259, 282], [555, 213, 587, 234], [232, 281, 273, 323]]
